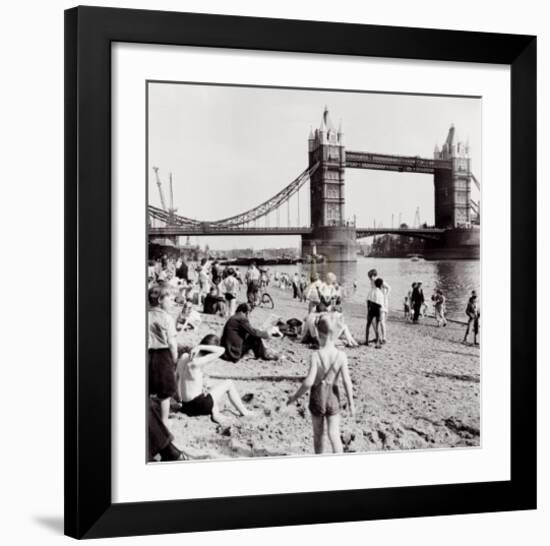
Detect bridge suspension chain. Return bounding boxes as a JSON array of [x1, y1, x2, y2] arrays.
[[148, 162, 318, 230]]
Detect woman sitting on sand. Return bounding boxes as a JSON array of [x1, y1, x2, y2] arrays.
[[301, 305, 359, 348], [305, 273, 326, 313], [176, 334, 255, 425], [287, 315, 356, 454]]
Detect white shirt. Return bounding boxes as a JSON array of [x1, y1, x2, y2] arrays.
[[306, 280, 326, 302], [371, 287, 385, 308], [222, 275, 239, 296], [246, 267, 260, 281]]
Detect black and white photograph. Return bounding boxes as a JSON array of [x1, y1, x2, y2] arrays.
[[146, 82, 481, 462]]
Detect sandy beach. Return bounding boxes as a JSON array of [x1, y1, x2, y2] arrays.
[[169, 285, 480, 459]]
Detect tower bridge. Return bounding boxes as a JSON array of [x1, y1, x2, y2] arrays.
[[149, 107, 480, 261]]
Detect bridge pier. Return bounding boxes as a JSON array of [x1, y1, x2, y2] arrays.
[[302, 226, 358, 263]]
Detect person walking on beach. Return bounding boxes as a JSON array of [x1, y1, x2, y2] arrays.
[[177, 334, 255, 424], [411, 281, 425, 323], [148, 286, 178, 426], [175, 257, 189, 283], [245, 262, 261, 306], [292, 271, 301, 299], [432, 289, 447, 327], [287, 315, 355, 454], [463, 294, 480, 345], [211, 261, 223, 289], [220, 303, 279, 362]]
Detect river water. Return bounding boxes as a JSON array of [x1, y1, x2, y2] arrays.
[[275, 257, 480, 321]]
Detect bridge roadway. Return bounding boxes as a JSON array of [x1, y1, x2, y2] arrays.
[[149, 226, 445, 240]]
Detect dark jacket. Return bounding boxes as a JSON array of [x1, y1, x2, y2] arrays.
[[411, 287, 425, 306], [220, 313, 269, 362], [175, 262, 189, 281]]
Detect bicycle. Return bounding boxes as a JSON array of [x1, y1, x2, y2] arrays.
[[258, 291, 275, 310], [249, 291, 275, 310]]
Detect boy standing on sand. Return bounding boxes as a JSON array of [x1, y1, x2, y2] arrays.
[[366, 269, 390, 345], [287, 314, 355, 454], [148, 286, 178, 426], [365, 278, 385, 348], [177, 334, 254, 425]]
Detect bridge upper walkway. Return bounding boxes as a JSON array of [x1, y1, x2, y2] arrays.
[[150, 225, 445, 240]]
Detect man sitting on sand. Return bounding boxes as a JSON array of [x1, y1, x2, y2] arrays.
[[220, 303, 279, 362], [177, 334, 255, 424], [203, 286, 226, 316]]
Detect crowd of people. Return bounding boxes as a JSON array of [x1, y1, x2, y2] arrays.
[[147, 253, 480, 460]]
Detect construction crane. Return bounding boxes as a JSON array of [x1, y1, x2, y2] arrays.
[[152, 166, 167, 211], [414, 206, 421, 228], [152, 167, 178, 247], [169, 172, 177, 215]]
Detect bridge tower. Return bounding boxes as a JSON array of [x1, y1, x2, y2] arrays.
[[302, 107, 357, 262], [433, 125, 472, 228]]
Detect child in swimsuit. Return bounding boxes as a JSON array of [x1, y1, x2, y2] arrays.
[[177, 334, 255, 425], [287, 315, 356, 454]]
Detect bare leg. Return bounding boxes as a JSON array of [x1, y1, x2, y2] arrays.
[[210, 401, 226, 425], [463, 319, 472, 342], [311, 414, 326, 454], [379, 313, 387, 342], [209, 380, 253, 416], [339, 325, 358, 347], [374, 318, 382, 348], [175, 358, 186, 402], [365, 312, 376, 345], [159, 397, 170, 428], [326, 414, 343, 453]]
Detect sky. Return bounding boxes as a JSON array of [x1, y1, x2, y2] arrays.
[[148, 82, 481, 250]]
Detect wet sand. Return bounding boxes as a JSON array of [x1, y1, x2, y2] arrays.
[[169, 285, 480, 459]]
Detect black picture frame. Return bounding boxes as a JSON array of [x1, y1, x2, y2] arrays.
[[64, 6, 537, 539]]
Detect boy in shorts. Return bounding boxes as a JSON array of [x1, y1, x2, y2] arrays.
[[148, 285, 178, 426], [177, 334, 255, 424], [365, 277, 384, 348]]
